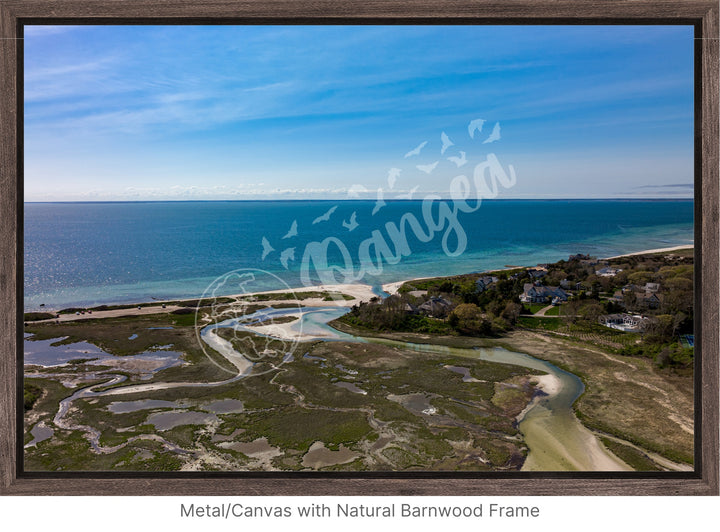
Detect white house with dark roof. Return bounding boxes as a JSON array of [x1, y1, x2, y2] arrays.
[[519, 283, 568, 304], [599, 313, 651, 332]]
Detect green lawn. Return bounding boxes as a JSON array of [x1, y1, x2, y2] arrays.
[[517, 316, 561, 331]]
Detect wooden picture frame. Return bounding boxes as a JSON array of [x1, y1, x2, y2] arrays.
[[1, 0, 717, 496]]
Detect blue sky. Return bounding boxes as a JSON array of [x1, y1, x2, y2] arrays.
[[24, 25, 694, 201]]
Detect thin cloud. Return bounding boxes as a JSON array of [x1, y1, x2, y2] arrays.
[[23, 25, 84, 37], [635, 183, 693, 189]]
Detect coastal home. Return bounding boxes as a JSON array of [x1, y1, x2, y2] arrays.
[[595, 267, 621, 277], [641, 292, 662, 309], [598, 313, 650, 332], [643, 282, 661, 293], [403, 302, 419, 314], [475, 276, 499, 293], [622, 283, 640, 293], [527, 268, 547, 279], [613, 285, 662, 310], [418, 296, 454, 318], [519, 283, 568, 304]]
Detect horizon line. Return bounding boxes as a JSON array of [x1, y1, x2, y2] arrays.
[[23, 197, 695, 204]]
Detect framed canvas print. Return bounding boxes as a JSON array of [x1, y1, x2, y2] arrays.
[[1, 0, 717, 496]]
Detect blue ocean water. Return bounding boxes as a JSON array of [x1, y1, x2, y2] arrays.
[[24, 200, 694, 310]]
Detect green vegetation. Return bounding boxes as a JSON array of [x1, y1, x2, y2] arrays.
[[224, 408, 372, 452], [599, 437, 662, 471], [543, 305, 560, 316], [25, 312, 237, 378], [517, 316, 562, 331], [57, 297, 235, 315], [25, 305, 539, 471], [23, 382, 43, 411], [523, 303, 547, 315], [24, 312, 56, 322]]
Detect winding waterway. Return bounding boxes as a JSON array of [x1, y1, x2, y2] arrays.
[[213, 305, 630, 471], [39, 304, 629, 470]]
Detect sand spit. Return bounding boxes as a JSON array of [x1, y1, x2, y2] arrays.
[[603, 245, 693, 260]]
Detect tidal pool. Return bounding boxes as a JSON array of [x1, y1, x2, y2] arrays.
[[107, 399, 187, 413], [146, 410, 219, 431], [202, 399, 245, 414]]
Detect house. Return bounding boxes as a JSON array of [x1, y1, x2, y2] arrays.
[[643, 282, 660, 293], [640, 293, 662, 309], [622, 283, 639, 293], [613, 287, 663, 310], [559, 279, 571, 290], [475, 276, 498, 293], [418, 296, 454, 318], [527, 268, 547, 279], [403, 303, 419, 314], [598, 313, 651, 332], [596, 267, 621, 277], [519, 283, 568, 304]]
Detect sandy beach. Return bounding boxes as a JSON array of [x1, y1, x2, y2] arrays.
[[602, 244, 693, 260], [30, 244, 694, 325], [235, 283, 377, 303], [240, 308, 343, 342], [30, 283, 375, 324]]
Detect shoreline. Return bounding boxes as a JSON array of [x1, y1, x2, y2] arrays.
[[26, 244, 694, 319], [601, 244, 693, 260]]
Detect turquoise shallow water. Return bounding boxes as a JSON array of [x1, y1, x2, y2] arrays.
[[24, 199, 693, 310]]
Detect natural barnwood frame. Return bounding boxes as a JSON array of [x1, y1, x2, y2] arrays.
[[0, 0, 717, 496]]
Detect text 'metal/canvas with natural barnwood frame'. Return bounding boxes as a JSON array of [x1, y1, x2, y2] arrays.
[[1, 0, 718, 496]]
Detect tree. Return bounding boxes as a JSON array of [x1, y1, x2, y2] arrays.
[[622, 291, 637, 311], [560, 300, 581, 325], [450, 303, 490, 335], [655, 347, 672, 368], [578, 301, 603, 324], [645, 314, 675, 343], [628, 271, 654, 286], [501, 302, 522, 324]]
